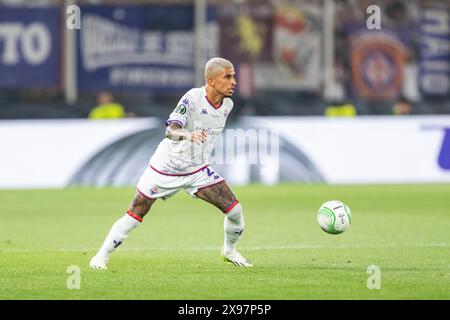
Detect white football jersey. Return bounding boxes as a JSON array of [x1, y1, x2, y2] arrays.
[[149, 86, 233, 175]]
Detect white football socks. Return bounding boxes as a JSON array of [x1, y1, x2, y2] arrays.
[[95, 212, 141, 261], [223, 202, 245, 253]]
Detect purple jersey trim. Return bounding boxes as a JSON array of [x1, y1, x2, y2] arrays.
[[165, 119, 184, 127], [205, 95, 223, 110], [150, 164, 209, 176]]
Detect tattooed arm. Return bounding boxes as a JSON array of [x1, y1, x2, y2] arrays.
[[165, 122, 207, 143]]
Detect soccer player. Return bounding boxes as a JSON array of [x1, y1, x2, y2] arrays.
[[89, 57, 252, 269]]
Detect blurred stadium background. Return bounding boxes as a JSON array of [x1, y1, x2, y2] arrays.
[[0, 0, 449, 300], [0, 0, 449, 188], [0, 0, 448, 119]]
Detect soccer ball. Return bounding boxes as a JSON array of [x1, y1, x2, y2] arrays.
[[317, 200, 352, 234]]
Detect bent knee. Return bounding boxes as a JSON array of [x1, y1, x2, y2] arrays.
[[129, 192, 156, 218]]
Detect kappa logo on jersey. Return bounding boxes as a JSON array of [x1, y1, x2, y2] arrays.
[[224, 109, 229, 117], [113, 240, 122, 248], [201, 108, 208, 115]]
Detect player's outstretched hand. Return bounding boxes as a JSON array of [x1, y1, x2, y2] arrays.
[[188, 129, 207, 144]]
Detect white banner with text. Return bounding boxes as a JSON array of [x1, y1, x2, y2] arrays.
[[0, 116, 449, 188]]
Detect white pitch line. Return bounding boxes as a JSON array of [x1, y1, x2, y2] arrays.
[[0, 243, 449, 253]]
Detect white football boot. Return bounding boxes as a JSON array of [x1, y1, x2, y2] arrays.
[[89, 255, 108, 270], [221, 248, 253, 267]]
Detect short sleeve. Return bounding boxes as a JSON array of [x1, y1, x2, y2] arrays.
[[165, 92, 195, 127]]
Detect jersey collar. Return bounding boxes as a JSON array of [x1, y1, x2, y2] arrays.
[[203, 86, 223, 110]]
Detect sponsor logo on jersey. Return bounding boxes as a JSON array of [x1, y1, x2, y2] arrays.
[[175, 104, 187, 115], [201, 108, 208, 115]]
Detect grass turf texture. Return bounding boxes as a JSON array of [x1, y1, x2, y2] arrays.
[[0, 184, 449, 300]]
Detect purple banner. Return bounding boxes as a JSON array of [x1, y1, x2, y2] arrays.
[[77, 5, 217, 93], [419, 1, 450, 97], [0, 8, 60, 88]]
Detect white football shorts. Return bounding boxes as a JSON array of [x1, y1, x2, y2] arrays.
[[136, 164, 224, 200]]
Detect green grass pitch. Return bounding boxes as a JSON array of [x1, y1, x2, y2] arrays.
[[0, 184, 449, 299]]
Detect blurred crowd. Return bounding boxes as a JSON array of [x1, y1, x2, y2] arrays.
[[0, 0, 448, 119]]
